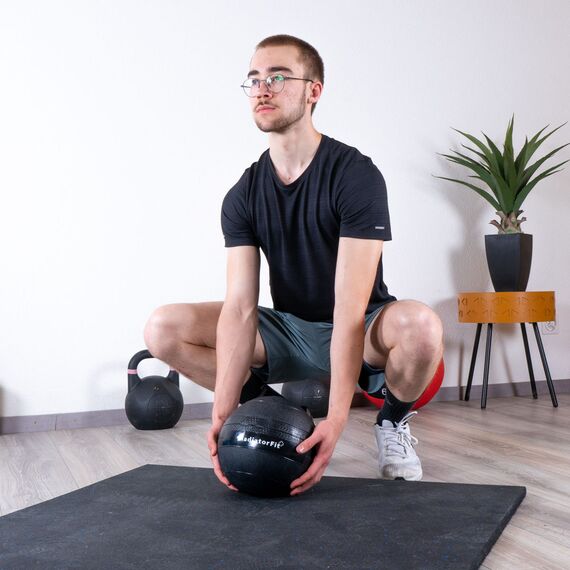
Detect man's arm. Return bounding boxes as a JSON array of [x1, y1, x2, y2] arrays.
[[290, 237, 383, 495], [329, 237, 383, 422], [208, 245, 260, 487]]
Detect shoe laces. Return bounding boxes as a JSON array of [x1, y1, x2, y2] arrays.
[[383, 411, 418, 457]]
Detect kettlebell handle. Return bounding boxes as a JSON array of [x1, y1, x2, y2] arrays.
[[127, 349, 180, 391]]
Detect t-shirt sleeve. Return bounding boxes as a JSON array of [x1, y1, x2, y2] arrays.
[[336, 158, 392, 241], [221, 171, 260, 247]]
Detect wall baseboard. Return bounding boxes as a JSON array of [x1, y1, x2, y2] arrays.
[[1, 379, 568, 435], [0, 402, 215, 435], [433, 377, 570, 402]]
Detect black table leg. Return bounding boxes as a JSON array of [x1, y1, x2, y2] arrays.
[[481, 324, 493, 409], [465, 323, 482, 401], [531, 322, 559, 407], [520, 323, 538, 399]]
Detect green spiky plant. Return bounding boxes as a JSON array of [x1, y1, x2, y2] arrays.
[[435, 115, 569, 233]]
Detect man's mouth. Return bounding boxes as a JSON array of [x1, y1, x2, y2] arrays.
[[256, 105, 276, 113]]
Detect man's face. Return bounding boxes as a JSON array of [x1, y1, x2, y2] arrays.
[[246, 45, 312, 133]]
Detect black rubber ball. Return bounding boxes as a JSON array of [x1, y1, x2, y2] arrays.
[[218, 397, 316, 497], [281, 379, 330, 418]]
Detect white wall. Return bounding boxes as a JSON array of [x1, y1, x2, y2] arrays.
[[1, 0, 569, 417]]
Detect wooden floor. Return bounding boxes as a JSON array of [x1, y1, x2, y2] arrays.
[[1, 394, 569, 569]]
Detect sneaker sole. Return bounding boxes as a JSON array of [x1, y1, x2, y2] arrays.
[[394, 475, 423, 481], [382, 470, 423, 482]]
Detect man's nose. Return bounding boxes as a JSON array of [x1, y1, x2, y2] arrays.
[[256, 82, 273, 97]]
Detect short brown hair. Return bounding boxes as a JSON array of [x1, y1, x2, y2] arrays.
[[255, 35, 324, 114]]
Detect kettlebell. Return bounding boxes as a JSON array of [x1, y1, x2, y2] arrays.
[[125, 349, 184, 430]]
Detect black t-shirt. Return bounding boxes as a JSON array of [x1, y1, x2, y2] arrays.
[[221, 135, 396, 322]]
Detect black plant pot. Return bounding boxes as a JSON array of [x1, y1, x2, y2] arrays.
[[484, 233, 533, 292]]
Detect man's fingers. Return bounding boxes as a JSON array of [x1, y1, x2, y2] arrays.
[[291, 459, 325, 487], [290, 454, 329, 491], [290, 469, 316, 491], [211, 451, 232, 486], [296, 431, 321, 454], [290, 434, 333, 495], [290, 480, 315, 496], [207, 428, 234, 488], [207, 433, 216, 454], [212, 452, 237, 490], [290, 466, 325, 496]]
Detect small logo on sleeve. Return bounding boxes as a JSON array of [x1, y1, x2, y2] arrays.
[[374, 226, 385, 230]]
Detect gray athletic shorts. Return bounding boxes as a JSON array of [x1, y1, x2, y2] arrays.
[[251, 304, 391, 394]]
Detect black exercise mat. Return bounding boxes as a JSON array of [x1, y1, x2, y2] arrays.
[[0, 464, 525, 569]]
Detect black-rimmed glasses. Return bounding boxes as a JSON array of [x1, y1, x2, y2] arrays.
[[241, 74, 314, 97]]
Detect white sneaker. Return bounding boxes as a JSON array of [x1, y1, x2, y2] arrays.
[[374, 411, 422, 481]]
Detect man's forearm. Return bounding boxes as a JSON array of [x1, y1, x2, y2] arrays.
[[213, 305, 258, 420], [328, 312, 366, 425]]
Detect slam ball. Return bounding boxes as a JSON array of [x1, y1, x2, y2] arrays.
[[218, 396, 316, 497], [281, 378, 330, 418]]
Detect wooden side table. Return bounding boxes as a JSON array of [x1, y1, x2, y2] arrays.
[[458, 291, 558, 409]]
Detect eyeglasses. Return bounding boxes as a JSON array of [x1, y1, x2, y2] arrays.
[[241, 74, 314, 97]]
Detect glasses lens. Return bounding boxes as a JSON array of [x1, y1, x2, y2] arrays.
[[241, 75, 286, 97], [241, 78, 255, 97], [268, 75, 285, 93]]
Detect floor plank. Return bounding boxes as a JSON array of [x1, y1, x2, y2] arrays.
[[0, 431, 77, 515], [48, 427, 140, 489]]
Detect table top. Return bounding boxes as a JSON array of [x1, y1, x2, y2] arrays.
[[458, 291, 555, 323]]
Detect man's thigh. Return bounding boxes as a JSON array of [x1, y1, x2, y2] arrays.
[[151, 301, 267, 367]]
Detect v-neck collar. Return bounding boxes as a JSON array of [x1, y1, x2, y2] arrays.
[[267, 135, 328, 191]]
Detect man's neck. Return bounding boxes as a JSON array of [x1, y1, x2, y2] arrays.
[[268, 126, 322, 185]]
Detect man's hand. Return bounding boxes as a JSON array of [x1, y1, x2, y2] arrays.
[[207, 416, 238, 491], [289, 417, 346, 496]]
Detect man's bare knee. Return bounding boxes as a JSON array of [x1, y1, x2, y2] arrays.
[[144, 302, 222, 358], [144, 304, 184, 360]]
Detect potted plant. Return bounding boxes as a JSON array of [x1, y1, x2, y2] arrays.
[[435, 115, 568, 291]]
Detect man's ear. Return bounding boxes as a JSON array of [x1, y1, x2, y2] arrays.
[[308, 82, 323, 104]]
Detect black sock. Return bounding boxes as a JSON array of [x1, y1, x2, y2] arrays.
[[239, 374, 280, 404], [377, 386, 416, 427]]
